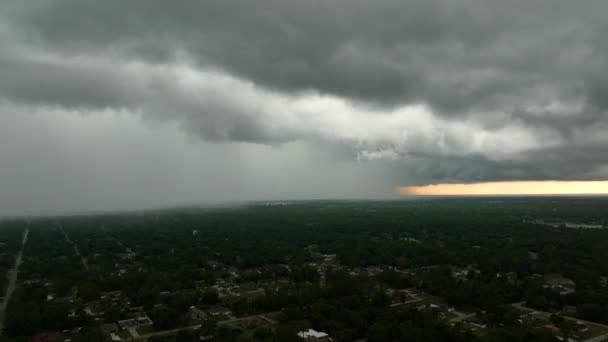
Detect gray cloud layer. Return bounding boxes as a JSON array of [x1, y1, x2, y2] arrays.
[[11, 0, 608, 113], [1, 1, 608, 214]]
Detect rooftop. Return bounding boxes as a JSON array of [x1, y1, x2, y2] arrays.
[[298, 329, 329, 338]]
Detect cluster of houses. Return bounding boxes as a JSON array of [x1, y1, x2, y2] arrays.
[[518, 311, 591, 342], [527, 219, 606, 230], [18, 240, 608, 342]]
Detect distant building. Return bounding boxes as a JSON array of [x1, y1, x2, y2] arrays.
[[400, 237, 422, 244], [562, 306, 578, 316], [101, 323, 119, 334], [207, 306, 232, 316], [297, 329, 332, 341], [529, 252, 539, 260], [452, 268, 470, 281], [101, 290, 123, 301], [564, 223, 604, 229], [241, 316, 268, 329], [320, 254, 337, 262], [188, 306, 208, 321], [118, 314, 153, 330]]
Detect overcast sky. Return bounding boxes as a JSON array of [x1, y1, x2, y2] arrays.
[[1, 1, 608, 216]]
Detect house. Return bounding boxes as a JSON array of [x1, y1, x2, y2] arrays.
[[546, 277, 575, 287], [23, 278, 44, 285], [564, 222, 604, 229], [525, 311, 551, 326], [188, 306, 208, 321], [137, 315, 153, 326], [562, 306, 578, 316], [463, 316, 488, 331], [320, 254, 337, 262], [439, 304, 455, 313], [207, 306, 232, 316], [101, 290, 123, 301], [452, 268, 470, 281], [118, 314, 153, 330], [529, 252, 539, 260], [574, 321, 589, 333], [297, 329, 332, 341], [241, 316, 268, 329], [506, 272, 518, 283], [464, 321, 487, 330], [452, 265, 480, 282], [118, 319, 139, 330], [84, 301, 103, 317], [101, 323, 119, 334]]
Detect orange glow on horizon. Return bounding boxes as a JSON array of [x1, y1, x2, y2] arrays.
[[400, 181, 608, 196]]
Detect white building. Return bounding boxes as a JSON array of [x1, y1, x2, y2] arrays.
[[297, 329, 330, 340]]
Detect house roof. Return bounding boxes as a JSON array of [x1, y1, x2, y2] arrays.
[[298, 329, 328, 338], [208, 306, 231, 314]]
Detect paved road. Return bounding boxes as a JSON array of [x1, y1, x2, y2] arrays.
[[218, 311, 279, 325], [586, 333, 608, 342], [0, 228, 29, 335], [135, 325, 200, 341], [59, 224, 89, 270]]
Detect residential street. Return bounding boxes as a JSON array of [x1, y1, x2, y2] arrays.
[[0, 228, 29, 335]]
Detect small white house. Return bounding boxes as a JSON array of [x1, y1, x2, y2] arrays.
[[297, 329, 330, 340]]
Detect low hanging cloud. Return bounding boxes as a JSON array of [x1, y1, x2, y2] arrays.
[[0, 46, 566, 165], [1, 0, 608, 199]]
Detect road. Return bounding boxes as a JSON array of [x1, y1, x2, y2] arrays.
[[218, 311, 279, 325], [586, 333, 608, 342], [59, 224, 89, 271], [0, 228, 29, 335], [135, 325, 200, 341]]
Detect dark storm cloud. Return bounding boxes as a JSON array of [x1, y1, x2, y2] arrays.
[[0, 51, 136, 109], [1, 0, 608, 188], [8, 0, 608, 115]]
